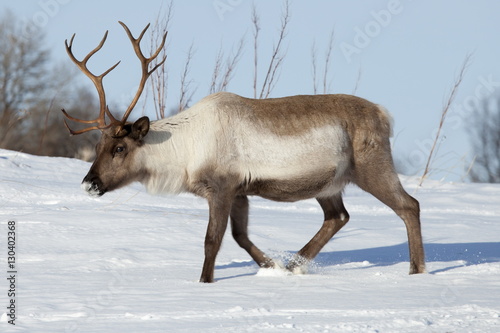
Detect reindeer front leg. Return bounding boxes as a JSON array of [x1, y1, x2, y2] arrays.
[[200, 191, 234, 283]]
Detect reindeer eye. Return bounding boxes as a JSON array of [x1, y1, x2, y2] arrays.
[[114, 145, 125, 154]]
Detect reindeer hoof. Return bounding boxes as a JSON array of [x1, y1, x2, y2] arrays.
[[259, 258, 276, 269], [286, 256, 309, 274], [409, 263, 426, 275]]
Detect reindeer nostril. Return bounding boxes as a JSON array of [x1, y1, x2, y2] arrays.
[[81, 175, 105, 197]]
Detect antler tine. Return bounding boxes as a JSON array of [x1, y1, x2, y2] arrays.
[[117, 21, 168, 127], [63, 31, 121, 134], [61, 109, 102, 135]]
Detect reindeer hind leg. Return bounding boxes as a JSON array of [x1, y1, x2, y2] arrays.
[[353, 152, 425, 274], [287, 194, 350, 273]]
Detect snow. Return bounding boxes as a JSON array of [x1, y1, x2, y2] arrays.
[[0, 148, 499, 332]]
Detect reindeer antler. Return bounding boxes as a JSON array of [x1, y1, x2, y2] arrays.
[[62, 22, 168, 136], [62, 31, 121, 135], [117, 21, 167, 132]]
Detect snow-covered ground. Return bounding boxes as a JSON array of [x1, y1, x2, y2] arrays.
[[0, 148, 499, 332]]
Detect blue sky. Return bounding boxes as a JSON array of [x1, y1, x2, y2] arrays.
[[3, 0, 500, 181]]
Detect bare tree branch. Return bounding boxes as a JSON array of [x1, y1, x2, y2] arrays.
[[210, 45, 224, 95], [264, 53, 285, 99], [259, 0, 290, 99], [251, 3, 260, 99], [219, 38, 244, 92], [311, 28, 334, 95], [147, 0, 173, 119], [419, 53, 472, 186], [210, 37, 245, 94], [322, 29, 334, 94], [178, 43, 196, 112], [311, 40, 318, 94]]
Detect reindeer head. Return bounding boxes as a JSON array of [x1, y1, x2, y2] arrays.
[[62, 21, 166, 196]]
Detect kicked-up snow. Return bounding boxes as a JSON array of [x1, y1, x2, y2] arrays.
[[0, 148, 499, 332]]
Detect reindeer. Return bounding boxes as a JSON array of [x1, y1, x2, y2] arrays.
[[62, 22, 425, 283]]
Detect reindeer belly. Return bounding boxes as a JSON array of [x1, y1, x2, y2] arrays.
[[236, 125, 351, 202], [243, 168, 347, 202]]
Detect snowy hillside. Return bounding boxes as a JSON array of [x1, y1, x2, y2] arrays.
[[0, 148, 499, 332]]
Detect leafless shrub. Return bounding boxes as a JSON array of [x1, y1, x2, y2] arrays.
[[311, 40, 318, 95], [209, 38, 245, 94], [251, 4, 261, 99], [178, 43, 196, 112], [146, 1, 173, 120], [311, 29, 335, 94], [322, 30, 335, 94], [419, 54, 472, 186], [253, 0, 291, 99]]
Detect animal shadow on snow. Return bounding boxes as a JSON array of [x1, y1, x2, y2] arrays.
[[315, 242, 500, 274], [215, 242, 500, 279]]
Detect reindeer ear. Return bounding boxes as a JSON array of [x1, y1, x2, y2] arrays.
[[131, 116, 150, 141]]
